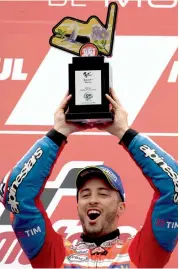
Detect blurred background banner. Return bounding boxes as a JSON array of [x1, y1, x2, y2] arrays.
[[0, 0, 178, 267]]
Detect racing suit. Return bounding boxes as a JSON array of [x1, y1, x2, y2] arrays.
[[0, 128, 178, 268]]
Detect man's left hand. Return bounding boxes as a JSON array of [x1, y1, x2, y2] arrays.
[[95, 88, 129, 140]]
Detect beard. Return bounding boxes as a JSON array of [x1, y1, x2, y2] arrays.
[[79, 210, 118, 237]]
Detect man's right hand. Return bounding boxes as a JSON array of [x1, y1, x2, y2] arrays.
[[54, 93, 90, 137]]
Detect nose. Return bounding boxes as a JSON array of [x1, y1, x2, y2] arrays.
[[88, 193, 99, 205]]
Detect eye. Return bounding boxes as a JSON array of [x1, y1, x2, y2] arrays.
[[81, 193, 90, 198], [99, 192, 109, 197]]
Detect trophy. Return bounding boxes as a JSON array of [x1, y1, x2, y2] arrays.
[[49, 2, 118, 123]]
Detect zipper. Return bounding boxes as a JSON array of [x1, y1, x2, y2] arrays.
[[95, 253, 98, 268], [95, 253, 101, 268]]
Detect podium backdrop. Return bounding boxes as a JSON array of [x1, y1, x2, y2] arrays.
[[0, 0, 178, 267]]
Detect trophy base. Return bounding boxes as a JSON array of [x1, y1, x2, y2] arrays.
[[66, 112, 114, 123]]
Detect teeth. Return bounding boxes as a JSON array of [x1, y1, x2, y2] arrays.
[[88, 210, 101, 215]]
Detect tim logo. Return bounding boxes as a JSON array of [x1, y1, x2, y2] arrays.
[[16, 226, 41, 238], [83, 72, 92, 78], [155, 219, 178, 229], [84, 92, 93, 100]]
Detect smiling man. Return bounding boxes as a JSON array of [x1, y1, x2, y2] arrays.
[[0, 89, 178, 268], [76, 168, 125, 237]]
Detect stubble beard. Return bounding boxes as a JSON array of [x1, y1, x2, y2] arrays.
[[79, 211, 117, 237]]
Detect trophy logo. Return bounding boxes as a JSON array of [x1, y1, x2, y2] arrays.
[[84, 92, 93, 101], [80, 44, 98, 57], [49, 2, 118, 57], [83, 72, 92, 78]]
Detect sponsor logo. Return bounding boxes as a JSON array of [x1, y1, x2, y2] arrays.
[[72, 241, 96, 250], [71, 243, 87, 250], [0, 172, 11, 202], [0, 183, 5, 203], [140, 145, 178, 204], [67, 254, 89, 262], [0, 58, 28, 81], [101, 237, 120, 248], [48, 0, 178, 9], [104, 0, 178, 8], [75, 248, 89, 254], [84, 92, 93, 101], [166, 222, 178, 229], [101, 167, 118, 182], [16, 226, 41, 238], [155, 219, 178, 229], [7, 148, 43, 213]]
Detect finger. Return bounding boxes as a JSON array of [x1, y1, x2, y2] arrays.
[[58, 94, 72, 111], [105, 94, 118, 109], [109, 88, 122, 107], [109, 103, 114, 112], [62, 90, 69, 99], [64, 90, 70, 97], [65, 106, 70, 114]]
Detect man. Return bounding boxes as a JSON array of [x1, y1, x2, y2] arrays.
[[0, 89, 178, 268]]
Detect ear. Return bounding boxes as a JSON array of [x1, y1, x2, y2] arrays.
[[117, 202, 125, 218]]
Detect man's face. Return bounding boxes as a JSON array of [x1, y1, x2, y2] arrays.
[[77, 177, 125, 237]]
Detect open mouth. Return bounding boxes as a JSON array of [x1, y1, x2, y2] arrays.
[[87, 209, 101, 220]]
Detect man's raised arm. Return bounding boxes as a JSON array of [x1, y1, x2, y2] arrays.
[[98, 88, 178, 268], [121, 129, 178, 268], [0, 94, 89, 268], [0, 130, 67, 267]]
